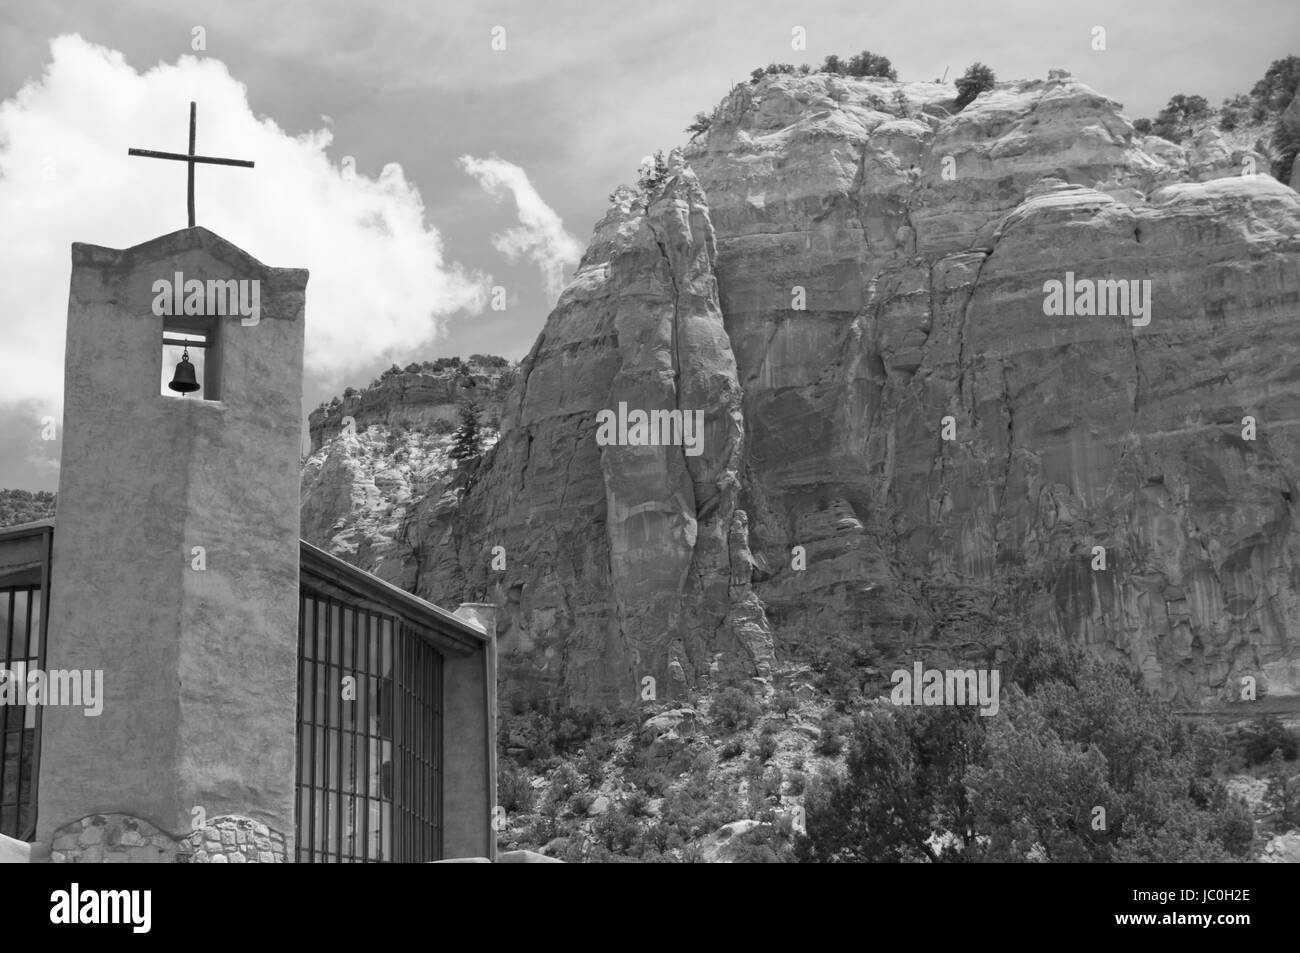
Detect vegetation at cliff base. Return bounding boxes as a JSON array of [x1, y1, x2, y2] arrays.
[[489, 629, 1286, 863], [797, 641, 1254, 862]]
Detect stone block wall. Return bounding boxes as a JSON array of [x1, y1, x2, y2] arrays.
[[181, 815, 287, 863], [49, 812, 287, 863], [50, 814, 177, 863]]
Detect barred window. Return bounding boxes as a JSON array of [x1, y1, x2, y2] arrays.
[[0, 585, 41, 839], [295, 592, 442, 862]]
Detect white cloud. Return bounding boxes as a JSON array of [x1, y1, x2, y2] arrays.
[[459, 154, 583, 300], [0, 34, 487, 423]]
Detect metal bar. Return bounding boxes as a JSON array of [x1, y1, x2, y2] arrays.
[[23, 527, 52, 841], [394, 632, 403, 861], [377, 614, 384, 862], [14, 590, 31, 835], [350, 606, 359, 861], [162, 338, 211, 348], [307, 598, 317, 862], [295, 592, 304, 862], [437, 646, 443, 860], [0, 587, 14, 834], [333, 604, 343, 863], [416, 637, 421, 860], [425, 638, 433, 860], [127, 148, 254, 168], [361, 608, 370, 863], [411, 635, 418, 860]]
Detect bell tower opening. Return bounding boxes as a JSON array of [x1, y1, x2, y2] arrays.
[[160, 317, 221, 401]]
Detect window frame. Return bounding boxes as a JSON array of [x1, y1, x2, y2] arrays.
[[0, 584, 44, 840], [294, 589, 443, 862], [160, 316, 222, 401]]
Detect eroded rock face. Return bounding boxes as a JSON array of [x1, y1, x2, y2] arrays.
[[406, 158, 772, 706], [307, 365, 513, 454], [683, 74, 1300, 707], [310, 72, 1300, 707]]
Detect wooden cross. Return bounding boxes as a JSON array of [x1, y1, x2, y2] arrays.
[[128, 101, 254, 229]]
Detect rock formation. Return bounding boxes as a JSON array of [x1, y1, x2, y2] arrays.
[[305, 72, 1300, 708]]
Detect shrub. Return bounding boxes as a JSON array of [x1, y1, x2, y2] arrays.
[[497, 762, 533, 814], [754, 732, 779, 762], [550, 706, 606, 754], [1151, 94, 1211, 143], [772, 689, 798, 719], [761, 765, 784, 798], [1132, 118, 1152, 135], [786, 770, 807, 795], [820, 54, 845, 75], [641, 818, 681, 854], [468, 353, 509, 367], [569, 790, 596, 815], [730, 825, 793, 863], [521, 813, 561, 846], [685, 112, 712, 137], [846, 51, 897, 80], [815, 724, 844, 756], [1250, 55, 1300, 114], [1266, 749, 1300, 826], [1242, 714, 1298, 765], [579, 737, 613, 784], [547, 763, 584, 806], [1218, 94, 1252, 132], [625, 789, 651, 818], [626, 757, 671, 797], [712, 686, 761, 733], [954, 62, 996, 111], [1271, 120, 1300, 182], [592, 808, 640, 854], [719, 739, 745, 760], [636, 150, 669, 193]]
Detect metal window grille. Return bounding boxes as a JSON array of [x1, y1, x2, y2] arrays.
[[294, 591, 442, 862], [0, 586, 42, 839]]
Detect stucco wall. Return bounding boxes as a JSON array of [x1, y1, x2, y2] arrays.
[[444, 604, 496, 859], [38, 228, 307, 849]]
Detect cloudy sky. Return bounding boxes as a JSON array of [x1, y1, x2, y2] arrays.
[[1, 0, 1297, 490]]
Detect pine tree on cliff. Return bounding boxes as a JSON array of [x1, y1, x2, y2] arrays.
[[449, 397, 483, 464]]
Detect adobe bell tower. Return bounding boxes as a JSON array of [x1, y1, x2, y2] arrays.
[[36, 225, 308, 861]]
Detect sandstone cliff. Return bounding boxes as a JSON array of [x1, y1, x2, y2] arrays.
[[300, 362, 510, 587], [306, 71, 1300, 708]]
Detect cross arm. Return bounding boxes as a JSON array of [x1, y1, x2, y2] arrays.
[[127, 148, 255, 168]]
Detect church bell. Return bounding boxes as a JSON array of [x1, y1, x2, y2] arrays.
[[168, 347, 200, 394]]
